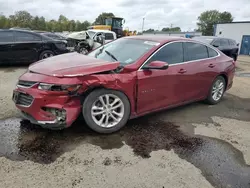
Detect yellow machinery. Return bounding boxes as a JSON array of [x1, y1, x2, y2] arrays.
[[88, 17, 136, 38]]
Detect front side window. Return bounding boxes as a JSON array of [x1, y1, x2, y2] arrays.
[[146, 42, 184, 65], [184, 42, 208, 61], [15, 31, 41, 42], [88, 38, 158, 65], [220, 39, 229, 46], [229, 39, 236, 46], [105, 33, 114, 40], [212, 39, 220, 47], [0, 31, 14, 42]]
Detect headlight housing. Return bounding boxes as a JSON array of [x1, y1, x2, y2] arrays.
[[38, 83, 81, 93]]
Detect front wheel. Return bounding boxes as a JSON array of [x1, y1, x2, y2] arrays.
[[206, 76, 226, 105], [82, 89, 130, 134]]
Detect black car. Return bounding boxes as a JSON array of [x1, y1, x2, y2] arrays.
[[0, 29, 69, 65], [38, 32, 67, 42], [193, 36, 239, 61]]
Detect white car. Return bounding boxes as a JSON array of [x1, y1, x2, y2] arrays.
[[87, 29, 117, 43]]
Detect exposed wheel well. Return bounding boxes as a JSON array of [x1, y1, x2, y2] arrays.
[[80, 86, 132, 111], [218, 74, 228, 88]]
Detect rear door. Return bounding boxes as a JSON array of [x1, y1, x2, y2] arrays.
[[182, 42, 219, 101], [0, 30, 14, 64], [12, 31, 43, 63]]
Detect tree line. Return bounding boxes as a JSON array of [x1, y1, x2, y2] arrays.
[[0, 10, 233, 35], [0, 11, 116, 32], [143, 10, 233, 36]]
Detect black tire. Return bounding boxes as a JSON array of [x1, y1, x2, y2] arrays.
[[206, 76, 226, 105], [39, 50, 55, 60], [82, 89, 130, 134]]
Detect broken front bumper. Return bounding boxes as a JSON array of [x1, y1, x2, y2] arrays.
[[12, 87, 82, 130]]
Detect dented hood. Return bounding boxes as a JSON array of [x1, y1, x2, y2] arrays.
[[29, 52, 120, 77]]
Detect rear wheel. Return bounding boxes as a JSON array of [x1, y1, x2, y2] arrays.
[[206, 76, 226, 105], [39, 50, 54, 60], [82, 89, 130, 134]]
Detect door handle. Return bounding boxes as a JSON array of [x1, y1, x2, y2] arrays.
[[208, 64, 215, 68], [178, 69, 187, 74]]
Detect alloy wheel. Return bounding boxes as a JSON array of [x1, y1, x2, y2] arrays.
[[42, 52, 54, 59], [91, 94, 125, 128], [211, 79, 225, 101]]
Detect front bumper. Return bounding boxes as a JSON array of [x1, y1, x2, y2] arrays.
[[13, 87, 82, 129]]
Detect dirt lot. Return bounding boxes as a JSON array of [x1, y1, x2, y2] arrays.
[[0, 56, 250, 188]]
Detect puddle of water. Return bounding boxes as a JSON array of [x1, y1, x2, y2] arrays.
[[235, 72, 250, 77], [0, 117, 250, 187], [1, 93, 250, 187]]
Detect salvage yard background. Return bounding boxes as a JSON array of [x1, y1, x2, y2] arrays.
[[0, 56, 250, 188]]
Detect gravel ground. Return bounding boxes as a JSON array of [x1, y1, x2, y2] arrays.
[[0, 56, 250, 188]]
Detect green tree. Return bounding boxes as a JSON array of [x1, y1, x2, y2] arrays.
[[11, 11, 33, 28], [144, 28, 154, 33], [0, 10, 100, 32], [0, 15, 8, 28], [93, 12, 115, 25], [31, 16, 40, 30], [197, 10, 233, 35], [162, 27, 181, 32]]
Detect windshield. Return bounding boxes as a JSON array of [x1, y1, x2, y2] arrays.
[[87, 31, 95, 39], [87, 38, 159, 65], [193, 37, 214, 44]]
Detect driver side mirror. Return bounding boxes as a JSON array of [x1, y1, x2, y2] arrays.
[[213, 44, 219, 48], [142, 61, 169, 70]]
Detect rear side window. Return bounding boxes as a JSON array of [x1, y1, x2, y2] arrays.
[[0, 31, 14, 42], [220, 39, 229, 46], [207, 47, 218, 58], [15, 31, 42, 42], [105, 33, 114, 40], [184, 42, 208, 61], [147, 42, 184, 65]]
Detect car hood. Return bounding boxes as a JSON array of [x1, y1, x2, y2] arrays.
[[29, 52, 120, 77]]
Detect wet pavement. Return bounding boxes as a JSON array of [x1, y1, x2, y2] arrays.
[[235, 72, 250, 77], [1, 110, 250, 188]]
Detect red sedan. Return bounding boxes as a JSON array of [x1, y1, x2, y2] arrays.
[[13, 36, 235, 133]]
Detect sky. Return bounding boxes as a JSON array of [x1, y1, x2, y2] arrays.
[[0, 0, 250, 31]]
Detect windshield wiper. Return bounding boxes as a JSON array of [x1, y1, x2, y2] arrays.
[[105, 50, 118, 61]]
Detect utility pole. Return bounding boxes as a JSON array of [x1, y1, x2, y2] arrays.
[[142, 17, 145, 34]]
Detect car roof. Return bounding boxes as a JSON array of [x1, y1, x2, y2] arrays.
[[193, 36, 234, 40], [87, 29, 116, 34], [125, 35, 191, 43]]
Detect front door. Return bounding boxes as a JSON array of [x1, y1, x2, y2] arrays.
[[12, 31, 42, 63], [137, 42, 185, 114]]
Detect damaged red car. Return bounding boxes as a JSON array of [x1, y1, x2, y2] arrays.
[[13, 36, 235, 133]]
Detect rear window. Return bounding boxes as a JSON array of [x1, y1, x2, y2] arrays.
[[0, 31, 14, 42]]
